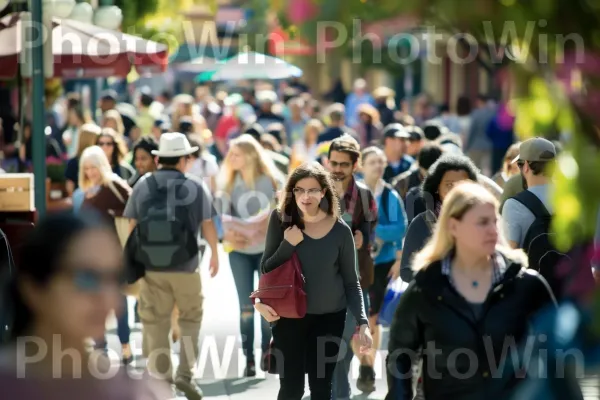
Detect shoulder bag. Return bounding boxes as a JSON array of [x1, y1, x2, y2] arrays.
[[249, 252, 307, 319]]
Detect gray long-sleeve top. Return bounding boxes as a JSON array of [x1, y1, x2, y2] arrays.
[[260, 209, 369, 326]]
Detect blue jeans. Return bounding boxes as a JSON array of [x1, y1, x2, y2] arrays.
[[96, 295, 131, 348], [229, 251, 272, 360], [331, 291, 370, 400]]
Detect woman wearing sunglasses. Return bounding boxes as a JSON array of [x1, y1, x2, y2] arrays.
[[0, 212, 171, 399]]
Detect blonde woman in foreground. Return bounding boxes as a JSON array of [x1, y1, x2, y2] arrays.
[[386, 182, 557, 400]]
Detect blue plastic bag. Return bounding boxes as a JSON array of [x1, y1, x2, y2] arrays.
[[378, 278, 408, 326]]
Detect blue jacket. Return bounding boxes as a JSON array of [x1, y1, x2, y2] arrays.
[[374, 185, 408, 265]]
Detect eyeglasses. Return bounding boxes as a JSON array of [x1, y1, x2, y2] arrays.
[[62, 268, 125, 293], [517, 160, 526, 169], [329, 161, 352, 168], [98, 141, 115, 147], [293, 188, 322, 197]]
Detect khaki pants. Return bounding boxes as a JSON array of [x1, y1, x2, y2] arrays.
[[138, 270, 203, 381]]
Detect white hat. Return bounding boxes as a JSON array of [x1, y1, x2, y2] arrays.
[[152, 132, 199, 157]]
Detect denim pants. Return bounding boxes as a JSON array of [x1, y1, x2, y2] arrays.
[[331, 291, 370, 400], [96, 295, 130, 348], [229, 251, 272, 360]]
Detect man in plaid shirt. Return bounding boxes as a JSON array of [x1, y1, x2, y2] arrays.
[[327, 134, 380, 397]]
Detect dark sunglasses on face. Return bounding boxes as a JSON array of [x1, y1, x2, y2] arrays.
[[62, 268, 125, 293], [517, 160, 525, 169], [329, 161, 352, 168]]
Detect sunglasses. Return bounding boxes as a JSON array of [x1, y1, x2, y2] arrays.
[[62, 267, 125, 293]]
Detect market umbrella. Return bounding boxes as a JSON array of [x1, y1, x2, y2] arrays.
[[210, 51, 302, 81], [195, 70, 217, 83], [172, 56, 218, 74], [0, 12, 168, 79]]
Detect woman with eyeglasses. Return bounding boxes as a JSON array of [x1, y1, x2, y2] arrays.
[[96, 128, 135, 181], [217, 134, 284, 377], [386, 182, 557, 400], [0, 212, 171, 399], [257, 162, 372, 400], [78, 145, 133, 365]]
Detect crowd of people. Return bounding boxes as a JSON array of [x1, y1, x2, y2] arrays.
[[0, 76, 598, 400]]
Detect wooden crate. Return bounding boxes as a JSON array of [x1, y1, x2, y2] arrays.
[[0, 174, 34, 212]]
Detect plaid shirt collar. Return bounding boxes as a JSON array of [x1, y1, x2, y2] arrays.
[[343, 176, 358, 212], [441, 251, 507, 287]]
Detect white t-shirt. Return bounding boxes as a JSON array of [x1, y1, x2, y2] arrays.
[[187, 153, 219, 191]]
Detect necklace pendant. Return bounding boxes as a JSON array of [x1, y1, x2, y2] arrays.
[[472, 281, 479, 288]]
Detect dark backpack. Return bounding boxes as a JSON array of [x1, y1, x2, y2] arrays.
[[512, 190, 569, 288], [133, 173, 199, 270]]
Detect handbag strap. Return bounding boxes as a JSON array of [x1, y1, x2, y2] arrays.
[[107, 180, 126, 204]]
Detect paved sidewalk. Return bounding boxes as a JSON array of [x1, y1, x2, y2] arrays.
[[106, 245, 388, 399]]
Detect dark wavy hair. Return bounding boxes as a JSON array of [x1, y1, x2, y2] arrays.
[[422, 154, 480, 205], [277, 162, 340, 230], [2, 212, 110, 342]]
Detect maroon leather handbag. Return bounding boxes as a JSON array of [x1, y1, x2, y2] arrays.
[[250, 252, 307, 318]]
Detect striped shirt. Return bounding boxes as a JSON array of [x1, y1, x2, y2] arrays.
[[441, 251, 506, 289]]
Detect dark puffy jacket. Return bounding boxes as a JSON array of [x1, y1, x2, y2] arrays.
[[387, 259, 560, 400]]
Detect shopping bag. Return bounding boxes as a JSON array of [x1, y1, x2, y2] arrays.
[[378, 278, 408, 326]]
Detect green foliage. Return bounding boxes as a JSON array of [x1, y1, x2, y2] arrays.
[[114, 0, 159, 32]]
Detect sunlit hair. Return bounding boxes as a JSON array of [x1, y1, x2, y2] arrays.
[[361, 146, 385, 164], [277, 162, 340, 230], [304, 118, 324, 144], [503, 142, 521, 175], [76, 123, 101, 158], [219, 134, 284, 194], [102, 109, 125, 137], [78, 145, 122, 191], [412, 182, 527, 272]]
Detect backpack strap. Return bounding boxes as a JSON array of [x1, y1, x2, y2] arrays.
[[379, 184, 392, 222], [512, 190, 551, 219], [146, 174, 160, 196]]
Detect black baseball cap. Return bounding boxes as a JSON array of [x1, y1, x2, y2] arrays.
[[406, 126, 424, 142], [383, 123, 410, 139]]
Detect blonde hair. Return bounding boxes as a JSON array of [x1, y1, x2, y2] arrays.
[[78, 145, 119, 191], [220, 134, 283, 194], [304, 119, 324, 145], [76, 123, 101, 158], [503, 142, 521, 175], [103, 109, 125, 137], [412, 182, 527, 272]]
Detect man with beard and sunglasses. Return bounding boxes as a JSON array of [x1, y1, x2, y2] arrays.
[[326, 134, 380, 397]]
